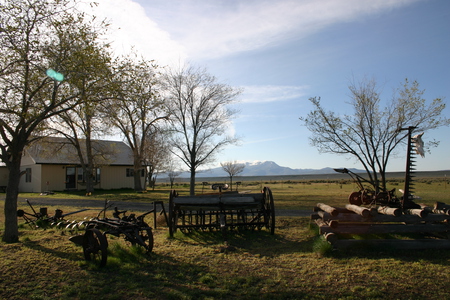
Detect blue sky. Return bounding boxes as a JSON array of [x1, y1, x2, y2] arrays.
[[82, 0, 450, 172]]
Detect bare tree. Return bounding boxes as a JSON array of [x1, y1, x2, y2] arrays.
[[106, 56, 168, 191], [142, 127, 172, 190], [221, 161, 245, 191], [165, 65, 241, 195], [300, 78, 449, 191], [0, 0, 108, 242], [167, 171, 181, 189]]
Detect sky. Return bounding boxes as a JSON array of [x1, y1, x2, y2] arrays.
[[80, 0, 450, 172]]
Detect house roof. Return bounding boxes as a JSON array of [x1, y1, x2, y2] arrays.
[[25, 137, 134, 166]]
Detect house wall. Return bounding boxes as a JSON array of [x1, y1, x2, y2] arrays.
[[18, 164, 67, 193], [100, 165, 144, 190], [17, 164, 144, 192], [41, 165, 66, 192], [19, 164, 42, 193], [16, 139, 145, 193]]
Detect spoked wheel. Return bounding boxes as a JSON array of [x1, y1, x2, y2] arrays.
[[133, 223, 154, 252], [348, 191, 363, 205], [263, 187, 276, 235], [83, 228, 108, 267]]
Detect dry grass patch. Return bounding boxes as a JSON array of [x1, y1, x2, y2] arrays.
[[1, 177, 450, 299], [2, 216, 450, 299]]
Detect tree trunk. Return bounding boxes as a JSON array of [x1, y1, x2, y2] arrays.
[[85, 167, 95, 194], [189, 167, 196, 196], [134, 168, 143, 191], [84, 137, 95, 194], [2, 158, 21, 243]]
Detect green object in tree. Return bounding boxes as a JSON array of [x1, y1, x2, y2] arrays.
[[46, 69, 64, 82]]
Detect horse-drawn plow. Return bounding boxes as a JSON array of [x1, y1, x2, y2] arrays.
[[17, 199, 166, 267], [17, 199, 88, 229], [69, 201, 157, 267]]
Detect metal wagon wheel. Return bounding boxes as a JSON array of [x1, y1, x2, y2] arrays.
[[348, 191, 363, 206], [133, 223, 154, 252], [349, 190, 372, 205], [263, 187, 276, 235], [83, 228, 108, 267]]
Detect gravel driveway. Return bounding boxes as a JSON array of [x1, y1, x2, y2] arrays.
[[18, 197, 311, 217]]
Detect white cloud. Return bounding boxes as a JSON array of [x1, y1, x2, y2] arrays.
[[240, 85, 309, 103], [76, 0, 421, 65], [77, 0, 187, 66], [138, 0, 422, 60]]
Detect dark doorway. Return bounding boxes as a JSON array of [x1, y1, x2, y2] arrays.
[[65, 167, 76, 189]]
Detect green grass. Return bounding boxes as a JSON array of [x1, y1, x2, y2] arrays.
[[1, 176, 450, 299], [17, 176, 450, 210]]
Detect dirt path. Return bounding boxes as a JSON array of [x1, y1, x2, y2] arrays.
[[18, 197, 311, 217]]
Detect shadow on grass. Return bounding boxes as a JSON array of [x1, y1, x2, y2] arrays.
[[169, 216, 318, 257], [327, 243, 450, 264], [22, 236, 82, 262], [315, 230, 450, 264], [74, 249, 219, 299], [20, 235, 235, 299]]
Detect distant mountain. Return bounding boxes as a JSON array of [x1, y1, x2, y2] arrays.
[[176, 161, 362, 178]]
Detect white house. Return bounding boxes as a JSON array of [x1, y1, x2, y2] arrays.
[[18, 137, 144, 193]]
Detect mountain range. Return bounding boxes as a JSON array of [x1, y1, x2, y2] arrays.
[[177, 161, 362, 178]]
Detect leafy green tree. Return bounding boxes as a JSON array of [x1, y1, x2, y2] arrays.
[[0, 0, 108, 242], [52, 36, 113, 194], [300, 78, 449, 191], [165, 65, 241, 195]]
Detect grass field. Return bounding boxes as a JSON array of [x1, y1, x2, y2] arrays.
[[1, 176, 450, 299]]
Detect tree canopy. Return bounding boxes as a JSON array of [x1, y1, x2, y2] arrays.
[[221, 161, 245, 191], [105, 56, 168, 191], [0, 0, 110, 242], [165, 65, 241, 195], [300, 78, 449, 191], [0, 1, 242, 242]]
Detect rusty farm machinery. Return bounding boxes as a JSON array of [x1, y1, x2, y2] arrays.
[[168, 185, 275, 240], [312, 127, 450, 250], [17, 199, 162, 267], [17, 199, 88, 229], [69, 200, 163, 267]]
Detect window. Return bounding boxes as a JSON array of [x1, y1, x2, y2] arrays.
[[77, 167, 84, 182], [25, 168, 32, 183], [77, 167, 101, 183], [126, 168, 134, 177], [95, 168, 101, 182], [126, 168, 145, 177]]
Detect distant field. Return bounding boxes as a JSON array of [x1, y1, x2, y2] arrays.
[[161, 170, 450, 184], [13, 171, 450, 212]]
